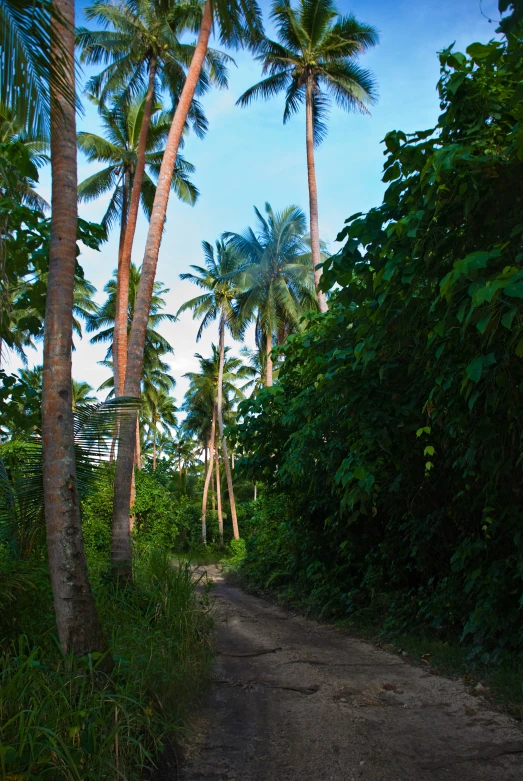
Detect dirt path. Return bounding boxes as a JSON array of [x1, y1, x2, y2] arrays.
[[179, 566, 523, 781]]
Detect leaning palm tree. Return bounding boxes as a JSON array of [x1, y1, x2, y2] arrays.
[[226, 202, 317, 385], [237, 0, 379, 311], [178, 238, 243, 539], [110, 0, 263, 573], [78, 0, 227, 405]]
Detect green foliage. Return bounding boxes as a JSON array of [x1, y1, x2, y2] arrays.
[[0, 551, 212, 780], [232, 28, 523, 660]]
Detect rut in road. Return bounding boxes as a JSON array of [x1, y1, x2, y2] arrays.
[[178, 566, 523, 781]]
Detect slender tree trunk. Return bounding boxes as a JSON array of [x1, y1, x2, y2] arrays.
[[215, 437, 223, 546], [217, 315, 240, 540], [211, 453, 216, 512], [114, 59, 157, 398], [201, 406, 216, 545], [112, 170, 130, 400], [111, 1, 213, 555], [305, 76, 328, 314], [266, 330, 273, 387], [153, 425, 157, 471], [42, 0, 105, 655], [135, 417, 141, 469], [254, 483, 257, 501]]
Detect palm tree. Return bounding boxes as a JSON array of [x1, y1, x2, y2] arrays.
[[78, 94, 199, 249], [72, 380, 97, 411], [0, 0, 73, 135], [40, 0, 106, 655], [78, 0, 227, 402], [178, 239, 243, 539], [143, 388, 177, 470], [183, 346, 248, 543], [237, 0, 379, 311], [226, 202, 317, 385], [110, 0, 263, 570]]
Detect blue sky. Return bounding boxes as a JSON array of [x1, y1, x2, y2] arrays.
[[10, 0, 503, 404]]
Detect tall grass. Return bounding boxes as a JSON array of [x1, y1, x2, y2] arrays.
[[0, 551, 213, 780]]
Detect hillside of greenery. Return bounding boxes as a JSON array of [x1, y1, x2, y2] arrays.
[[232, 29, 523, 664]]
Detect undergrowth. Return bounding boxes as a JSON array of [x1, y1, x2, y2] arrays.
[[0, 550, 213, 780]]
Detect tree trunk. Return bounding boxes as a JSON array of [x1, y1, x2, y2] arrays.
[[135, 417, 141, 469], [153, 424, 157, 471], [112, 169, 130, 400], [217, 315, 240, 540], [254, 483, 257, 501], [211, 455, 216, 512], [305, 75, 328, 314], [111, 0, 213, 557], [266, 330, 273, 387], [113, 59, 157, 398], [201, 406, 216, 545], [41, 0, 106, 656], [215, 435, 223, 546]]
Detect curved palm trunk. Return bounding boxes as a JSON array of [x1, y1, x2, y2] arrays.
[[305, 76, 328, 314], [135, 417, 141, 469], [215, 439, 223, 546], [217, 315, 240, 540], [112, 170, 130, 399], [265, 330, 273, 387], [111, 1, 213, 561], [42, 0, 105, 655], [201, 406, 216, 545], [113, 58, 158, 398]]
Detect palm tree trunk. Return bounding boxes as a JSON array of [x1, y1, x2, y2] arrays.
[[113, 58, 158, 398], [41, 0, 105, 655], [217, 315, 240, 540], [254, 483, 257, 501], [266, 330, 273, 386], [135, 417, 141, 469], [111, 1, 213, 558], [305, 76, 328, 314], [153, 425, 157, 471], [211, 454, 216, 512], [201, 406, 216, 545], [215, 438, 223, 546], [112, 170, 130, 399]]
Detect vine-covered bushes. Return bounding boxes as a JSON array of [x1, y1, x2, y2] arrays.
[[233, 30, 523, 660]]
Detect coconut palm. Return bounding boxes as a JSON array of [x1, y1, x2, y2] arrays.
[[226, 202, 317, 385], [78, 0, 227, 404], [142, 388, 177, 470], [178, 239, 243, 539], [237, 0, 379, 311], [40, 0, 106, 654], [110, 0, 263, 569], [78, 95, 199, 239], [183, 346, 248, 543], [0, 0, 73, 135], [72, 380, 97, 411]]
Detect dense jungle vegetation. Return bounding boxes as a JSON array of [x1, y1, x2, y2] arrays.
[[1, 0, 523, 776]]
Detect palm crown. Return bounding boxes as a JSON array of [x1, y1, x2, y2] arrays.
[[77, 0, 231, 115], [237, 0, 379, 145], [78, 96, 198, 232]]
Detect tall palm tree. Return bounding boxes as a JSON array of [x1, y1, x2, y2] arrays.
[[184, 346, 248, 543], [78, 95, 199, 249], [110, 0, 263, 572], [78, 0, 227, 402], [40, 0, 106, 655], [178, 239, 243, 539], [226, 202, 317, 385], [237, 0, 378, 311]]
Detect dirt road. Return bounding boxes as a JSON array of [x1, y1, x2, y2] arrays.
[[179, 567, 523, 781]]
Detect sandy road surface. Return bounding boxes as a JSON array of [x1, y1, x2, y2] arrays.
[[178, 567, 523, 781]]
